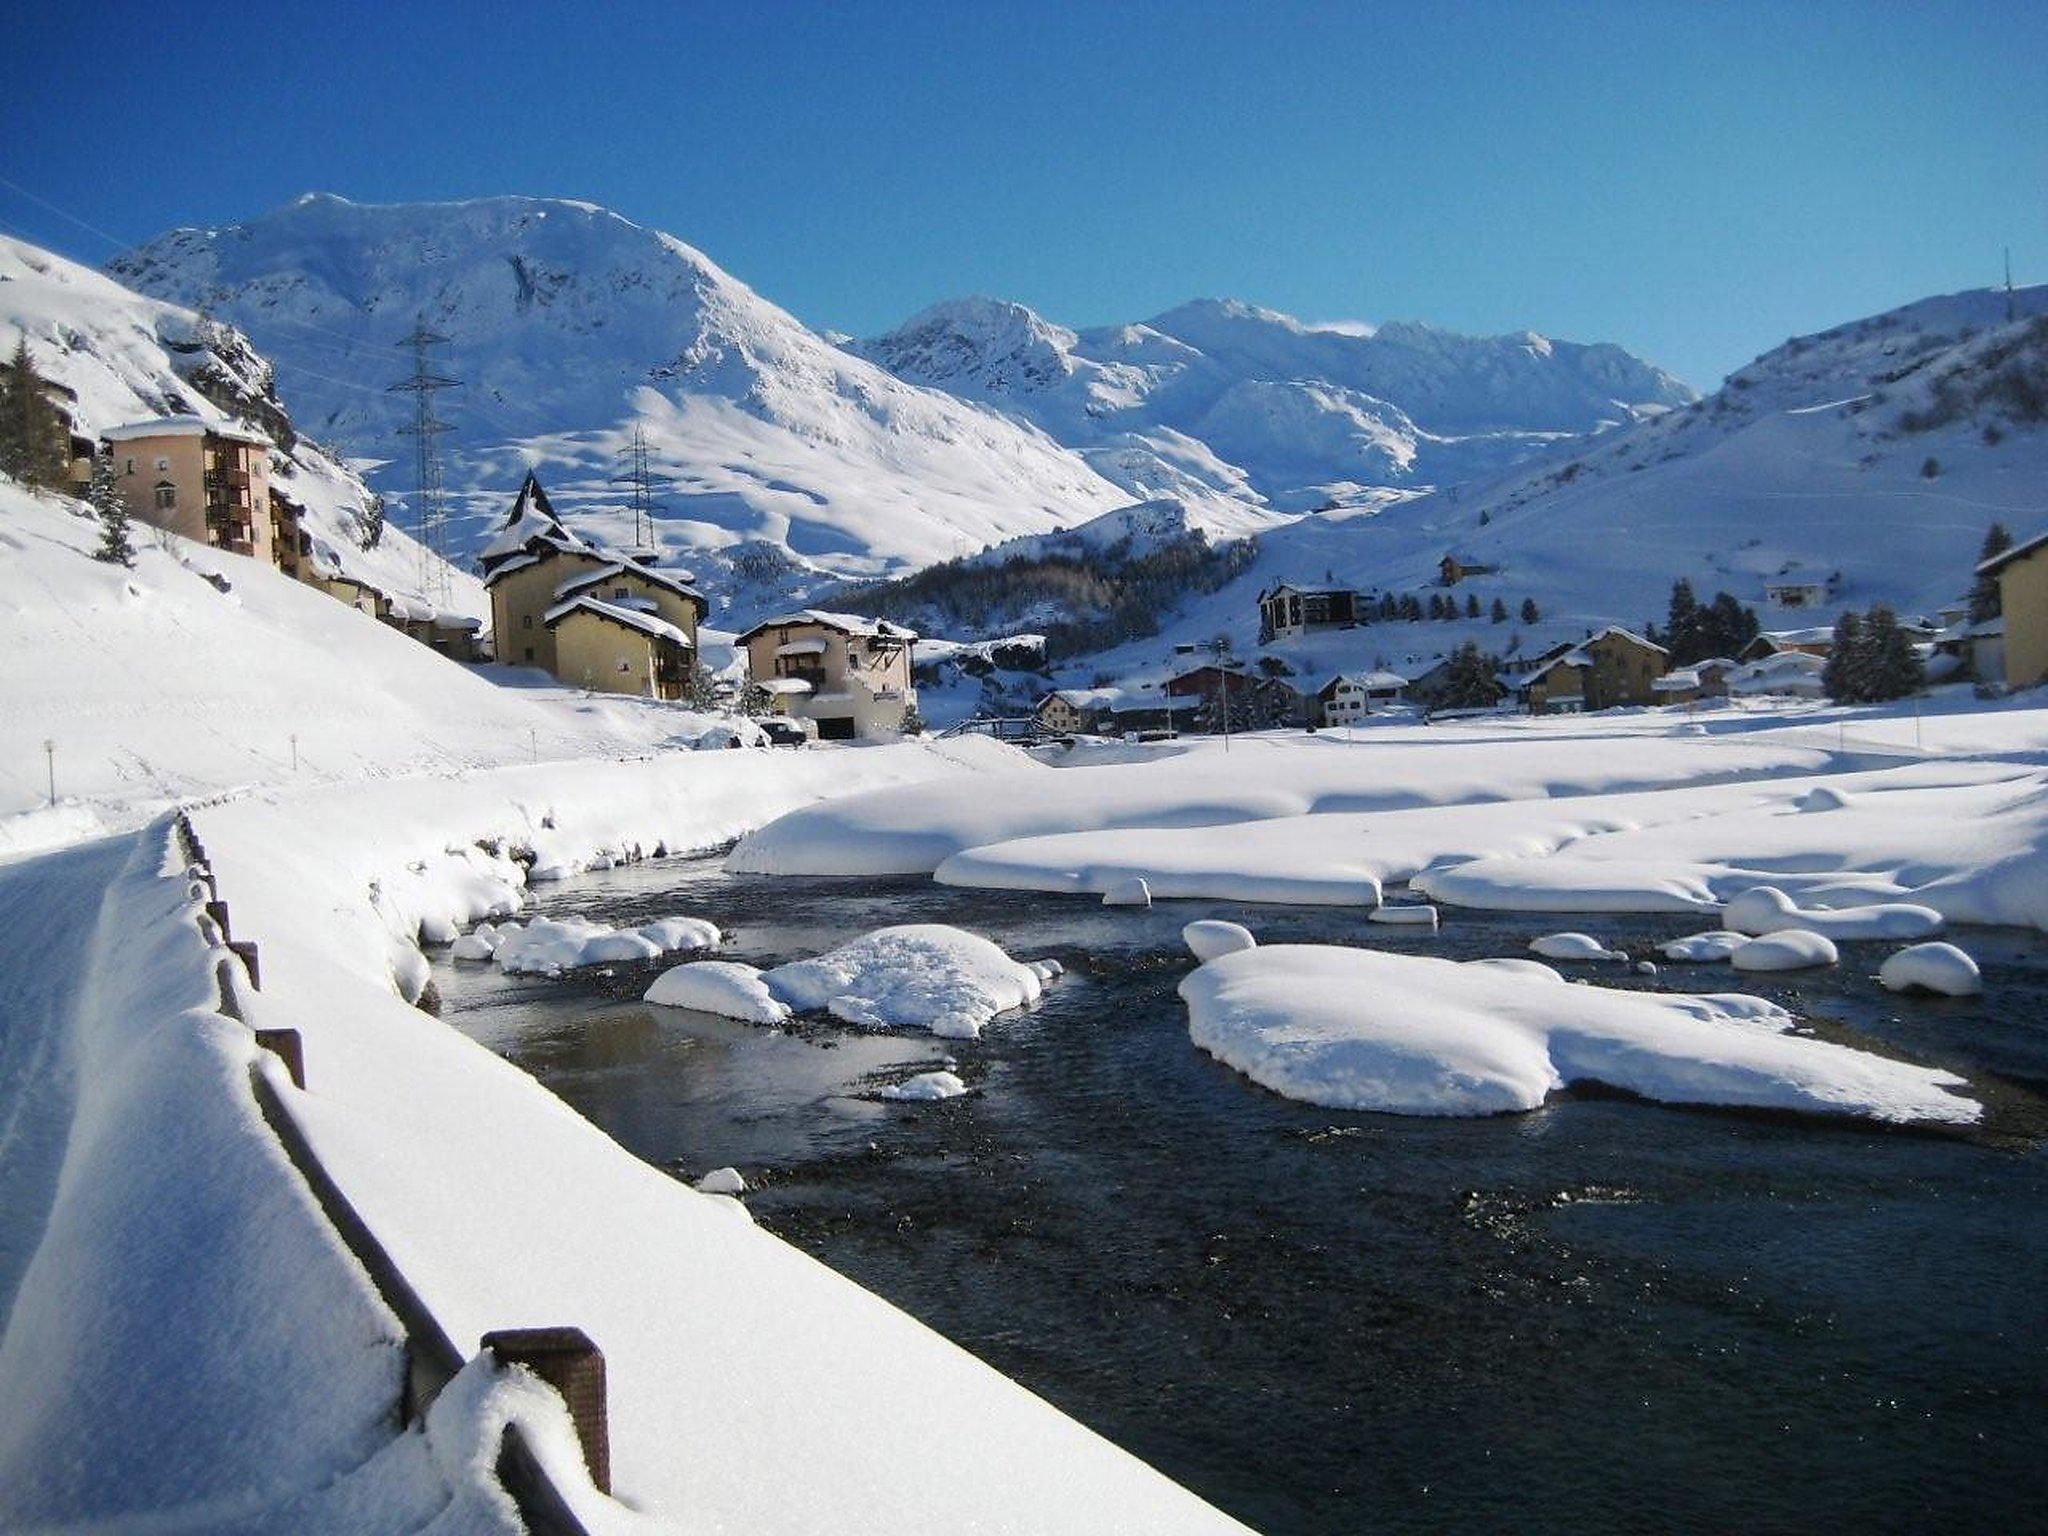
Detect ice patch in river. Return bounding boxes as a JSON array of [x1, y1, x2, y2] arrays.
[[1178, 943, 1976, 1124], [1878, 942, 1983, 997], [1368, 904, 1439, 929], [765, 924, 1046, 1040]]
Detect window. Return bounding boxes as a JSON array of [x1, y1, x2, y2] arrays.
[[522, 615, 533, 629], [523, 646, 535, 662], [613, 587, 630, 599], [123, 458, 135, 476], [155, 456, 170, 472], [153, 482, 176, 511]]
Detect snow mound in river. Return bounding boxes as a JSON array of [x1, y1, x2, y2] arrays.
[[493, 913, 720, 974], [646, 960, 794, 1024], [1178, 944, 1976, 1124], [1729, 930, 1840, 972], [1723, 886, 1943, 939], [1878, 942, 1983, 997], [1183, 920, 1257, 961], [1529, 932, 1626, 962], [765, 924, 1045, 1039]]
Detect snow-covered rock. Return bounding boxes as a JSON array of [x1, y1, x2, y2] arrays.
[[878, 1071, 971, 1102], [763, 924, 1044, 1040], [1723, 885, 1944, 940], [645, 960, 793, 1024], [1529, 932, 1627, 962], [1729, 930, 1841, 972], [1660, 930, 1752, 962], [694, 1167, 748, 1196], [1102, 877, 1153, 908], [1179, 944, 1974, 1123], [1878, 942, 1983, 997], [494, 913, 718, 975], [1183, 920, 1257, 962]]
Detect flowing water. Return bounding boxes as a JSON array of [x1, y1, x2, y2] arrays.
[[435, 855, 2048, 1535]]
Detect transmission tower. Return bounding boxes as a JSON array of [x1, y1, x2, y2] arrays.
[[614, 422, 662, 556], [388, 321, 459, 603], [2006, 247, 2017, 324]]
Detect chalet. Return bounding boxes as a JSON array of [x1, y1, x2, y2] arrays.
[[1652, 656, 1740, 703], [1438, 553, 1499, 586], [1978, 529, 2048, 689], [104, 416, 274, 563], [1726, 650, 1826, 698], [1763, 568, 1839, 610], [1035, 689, 1113, 736], [1739, 628, 1834, 663], [268, 488, 311, 582], [1315, 670, 1406, 726], [479, 472, 707, 683], [739, 610, 917, 740], [1504, 651, 1588, 715], [546, 598, 694, 699], [1257, 583, 1359, 643]]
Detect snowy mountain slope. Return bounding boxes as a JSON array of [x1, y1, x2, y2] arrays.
[[0, 235, 473, 615], [852, 293, 1691, 513], [1015, 286, 2048, 695], [109, 195, 1132, 615]]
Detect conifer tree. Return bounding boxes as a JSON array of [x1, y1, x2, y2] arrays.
[[1822, 611, 1867, 701], [1491, 597, 1508, 623], [1465, 593, 1481, 619], [1436, 641, 1500, 710], [1664, 579, 1700, 660], [1971, 523, 2013, 623], [1520, 597, 1540, 624], [87, 453, 134, 567], [0, 338, 70, 490], [1864, 605, 1924, 701]]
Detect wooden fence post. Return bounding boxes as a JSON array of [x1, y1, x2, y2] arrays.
[[482, 1327, 610, 1494]]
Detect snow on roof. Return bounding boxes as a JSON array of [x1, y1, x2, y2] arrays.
[[1759, 626, 1835, 646], [1582, 625, 1667, 655], [543, 595, 693, 646], [1978, 529, 2048, 577], [757, 677, 813, 695], [1652, 669, 1701, 692], [480, 472, 595, 569], [740, 609, 918, 643], [1319, 670, 1407, 695], [552, 559, 707, 609], [776, 637, 829, 657], [103, 414, 270, 448]]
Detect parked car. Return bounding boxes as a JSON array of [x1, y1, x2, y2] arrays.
[[757, 718, 811, 747]]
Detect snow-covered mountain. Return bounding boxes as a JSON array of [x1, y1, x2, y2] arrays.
[[0, 234, 471, 612], [108, 195, 1133, 617], [1044, 283, 2048, 691], [851, 294, 1694, 513]]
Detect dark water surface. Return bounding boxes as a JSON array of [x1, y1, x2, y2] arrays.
[[435, 856, 2048, 1536]]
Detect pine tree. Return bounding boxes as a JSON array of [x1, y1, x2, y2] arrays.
[[0, 338, 70, 490], [1490, 597, 1508, 623], [1436, 641, 1500, 710], [87, 453, 135, 567], [1520, 597, 1540, 624], [1665, 579, 1700, 661], [681, 658, 718, 707], [739, 680, 774, 717], [358, 492, 387, 551], [1427, 593, 1445, 620], [1864, 605, 1924, 701], [1971, 523, 2013, 623], [1822, 610, 1866, 702], [1464, 593, 1481, 619]]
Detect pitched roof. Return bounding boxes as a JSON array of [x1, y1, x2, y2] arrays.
[[1979, 528, 2048, 578], [737, 609, 918, 643], [480, 472, 596, 577], [103, 414, 271, 448], [543, 595, 694, 646], [552, 559, 706, 614]]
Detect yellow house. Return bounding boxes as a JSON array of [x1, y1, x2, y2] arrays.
[[480, 472, 707, 685], [103, 416, 274, 563], [546, 598, 696, 699], [1982, 530, 2048, 690], [738, 610, 917, 740]]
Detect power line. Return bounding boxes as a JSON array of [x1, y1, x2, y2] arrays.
[[388, 321, 459, 604], [613, 423, 662, 555]]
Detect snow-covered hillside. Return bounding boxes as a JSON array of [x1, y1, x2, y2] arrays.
[[853, 294, 1693, 513], [109, 195, 1131, 616], [1030, 285, 2048, 695], [0, 235, 471, 615]]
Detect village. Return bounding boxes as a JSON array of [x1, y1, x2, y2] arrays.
[[60, 394, 2043, 749]]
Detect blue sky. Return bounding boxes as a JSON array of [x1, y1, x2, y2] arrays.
[[3, 0, 2042, 386]]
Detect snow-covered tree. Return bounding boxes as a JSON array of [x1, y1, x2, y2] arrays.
[[357, 492, 387, 551], [739, 680, 774, 717], [1434, 641, 1501, 710], [87, 454, 135, 567]]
